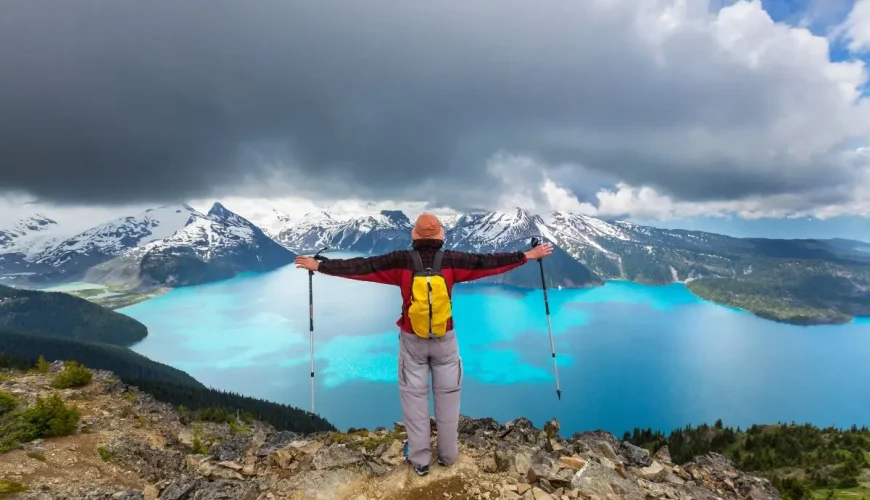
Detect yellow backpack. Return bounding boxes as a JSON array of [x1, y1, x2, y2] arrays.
[[408, 250, 452, 338]]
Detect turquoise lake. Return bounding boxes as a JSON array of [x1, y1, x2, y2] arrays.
[[120, 260, 870, 436]]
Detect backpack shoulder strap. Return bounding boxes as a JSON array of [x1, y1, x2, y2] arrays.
[[432, 250, 444, 273], [410, 250, 424, 272]]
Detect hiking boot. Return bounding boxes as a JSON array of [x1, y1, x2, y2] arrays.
[[437, 456, 449, 467], [402, 441, 430, 476]]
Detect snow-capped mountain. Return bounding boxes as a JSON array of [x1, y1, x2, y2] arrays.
[[0, 214, 64, 259], [32, 205, 198, 275], [444, 208, 547, 252], [274, 210, 415, 254], [84, 202, 295, 288], [275, 207, 602, 288]]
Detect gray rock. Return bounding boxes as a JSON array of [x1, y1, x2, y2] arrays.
[[620, 441, 652, 467], [515, 451, 532, 476], [653, 445, 672, 464], [637, 460, 668, 482], [527, 464, 550, 483], [214, 435, 250, 462], [502, 417, 542, 447], [159, 477, 197, 500], [458, 415, 503, 448], [256, 431, 301, 457], [546, 467, 574, 488], [189, 480, 257, 500], [494, 444, 517, 473], [115, 493, 145, 500], [106, 437, 185, 483], [571, 461, 645, 500], [312, 444, 365, 470]]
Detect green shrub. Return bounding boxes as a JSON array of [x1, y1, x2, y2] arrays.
[[35, 355, 50, 374], [0, 392, 16, 416], [26, 451, 45, 461], [50, 361, 93, 389], [191, 426, 208, 455], [97, 446, 111, 461], [228, 419, 249, 436], [20, 393, 80, 438]]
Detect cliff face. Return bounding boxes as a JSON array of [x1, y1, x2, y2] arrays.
[[0, 365, 780, 500]]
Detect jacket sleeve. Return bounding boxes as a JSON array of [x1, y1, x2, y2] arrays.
[[316, 250, 405, 286], [449, 250, 528, 283]]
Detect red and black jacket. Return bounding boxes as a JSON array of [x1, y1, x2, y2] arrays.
[[317, 239, 528, 334]]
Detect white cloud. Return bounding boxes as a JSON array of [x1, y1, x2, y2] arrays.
[[839, 0, 870, 52], [0, 192, 153, 234]]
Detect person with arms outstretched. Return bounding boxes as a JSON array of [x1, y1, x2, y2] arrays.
[[294, 213, 553, 476]]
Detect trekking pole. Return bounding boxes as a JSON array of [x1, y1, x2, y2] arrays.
[[531, 237, 562, 401], [308, 247, 330, 414]]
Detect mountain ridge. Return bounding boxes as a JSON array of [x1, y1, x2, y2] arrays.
[[0, 361, 783, 500], [2, 203, 869, 325], [272, 207, 870, 325]]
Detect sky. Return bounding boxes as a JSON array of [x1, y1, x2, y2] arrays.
[[1, 0, 870, 241]]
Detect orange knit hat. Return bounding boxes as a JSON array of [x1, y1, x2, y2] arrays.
[[411, 213, 444, 240]]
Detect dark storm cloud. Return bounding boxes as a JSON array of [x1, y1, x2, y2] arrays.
[[0, 0, 866, 207]]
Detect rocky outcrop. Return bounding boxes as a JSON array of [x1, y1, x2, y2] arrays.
[[0, 367, 780, 500]]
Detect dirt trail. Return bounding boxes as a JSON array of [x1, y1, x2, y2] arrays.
[[0, 433, 145, 493]]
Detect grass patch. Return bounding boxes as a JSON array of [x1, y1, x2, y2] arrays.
[[810, 485, 870, 499], [97, 446, 111, 462], [0, 479, 27, 496], [25, 451, 45, 462]]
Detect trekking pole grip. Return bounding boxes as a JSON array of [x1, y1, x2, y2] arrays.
[[312, 246, 330, 263]]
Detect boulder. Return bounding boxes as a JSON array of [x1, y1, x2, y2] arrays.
[[570, 460, 645, 500], [311, 444, 365, 470], [637, 460, 668, 482], [653, 445, 672, 464], [558, 456, 586, 470]]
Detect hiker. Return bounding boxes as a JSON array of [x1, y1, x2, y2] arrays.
[[294, 213, 553, 476]]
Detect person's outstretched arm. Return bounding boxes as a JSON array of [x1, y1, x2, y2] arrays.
[[450, 243, 553, 283], [295, 251, 405, 286]]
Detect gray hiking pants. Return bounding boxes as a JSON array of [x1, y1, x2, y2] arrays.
[[398, 329, 463, 468]]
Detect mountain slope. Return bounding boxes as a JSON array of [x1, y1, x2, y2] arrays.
[[275, 210, 414, 254], [278, 208, 602, 288], [0, 329, 199, 386], [278, 208, 870, 324], [33, 205, 198, 275], [0, 206, 198, 286], [85, 202, 296, 289], [0, 214, 62, 259], [0, 369, 780, 500], [0, 284, 148, 346]]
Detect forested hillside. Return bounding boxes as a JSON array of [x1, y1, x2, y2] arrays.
[[0, 329, 199, 386], [0, 284, 147, 345], [0, 343, 335, 434], [625, 421, 870, 499]]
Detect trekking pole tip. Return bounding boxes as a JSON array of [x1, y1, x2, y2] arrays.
[[557, 389, 562, 401]]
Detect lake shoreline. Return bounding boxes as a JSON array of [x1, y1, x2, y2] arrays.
[[44, 272, 869, 327]]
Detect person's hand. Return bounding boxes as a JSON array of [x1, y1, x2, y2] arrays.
[[525, 242, 554, 261], [295, 256, 319, 271]]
